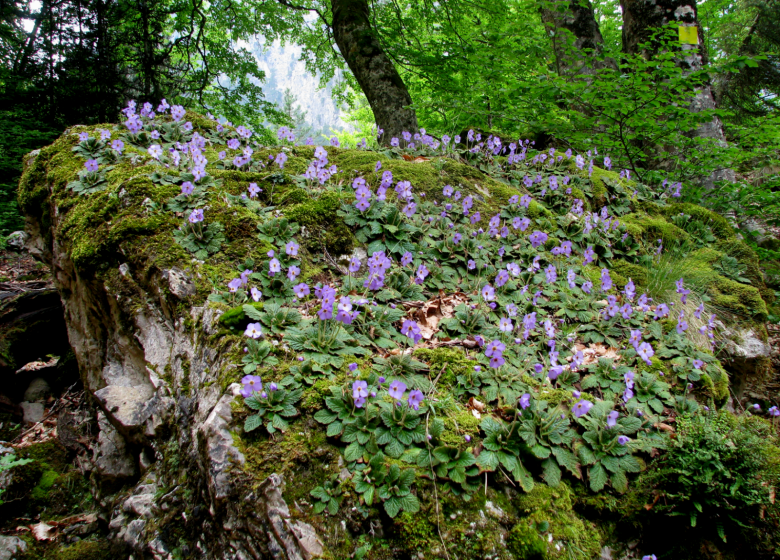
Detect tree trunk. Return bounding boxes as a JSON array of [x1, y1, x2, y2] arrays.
[[331, 0, 418, 144], [538, 0, 617, 76], [621, 0, 735, 188]]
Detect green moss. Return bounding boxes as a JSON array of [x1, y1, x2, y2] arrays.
[[219, 302, 264, 330], [54, 540, 118, 560], [413, 347, 478, 389], [441, 407, 482, 447], [507, 522, 546, 559], [610, 259, 648, 288], [514, 482, 603, 559], [30, 469, 58, 501], [396, 512, 436, 553], [285, 191, 355, 254], [622, 213, 691, 247], [661, 203, 735, 240]]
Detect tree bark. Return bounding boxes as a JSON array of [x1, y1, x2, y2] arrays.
[[620, 0, 735, 188], [538, 0, 617, 76], [331, 0, 418, 144]]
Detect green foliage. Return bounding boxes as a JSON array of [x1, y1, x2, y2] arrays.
[[628, 412, 780, 554], [244, 384, 303, 434], [310, 475, 344, 515], [0, 452, 33, 505], [173, 220, 225, 260]]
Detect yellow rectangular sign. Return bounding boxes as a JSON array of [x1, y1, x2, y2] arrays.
[[679, 26, 699, 45]]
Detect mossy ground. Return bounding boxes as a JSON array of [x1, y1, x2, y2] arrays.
[[17, 113, 778, 559]]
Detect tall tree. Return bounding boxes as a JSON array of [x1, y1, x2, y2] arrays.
[[330, 0, 418, 142], [538, 0, 617, 76], [620, 0, 736, 187]]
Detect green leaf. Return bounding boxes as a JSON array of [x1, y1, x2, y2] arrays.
[[589, 463, 608, 492], [542, 458, 561, 487], [384, 497, 402, 518], [243, 304, 263, 320], [476, 450, 499, 471], [244, 414, 263, 432], [344, 442, 363, 463]]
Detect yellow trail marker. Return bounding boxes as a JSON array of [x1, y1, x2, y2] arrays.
[[678, 25, 699, 45]]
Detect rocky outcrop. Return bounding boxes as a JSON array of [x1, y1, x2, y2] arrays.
[[21, 151, 322, 560]]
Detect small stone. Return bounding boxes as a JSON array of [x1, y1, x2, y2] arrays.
[[166, 268, 196, 298], [20, 401, 44, 424], [23, 378, 51, 402], [0, 535, 27, 560], [485, 500, 504, 519], [119, 263, 130, 276], [6, 231, 28, 252]]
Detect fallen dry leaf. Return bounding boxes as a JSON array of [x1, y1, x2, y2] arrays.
[[573, 343, 620, 366], [32, 522, 56, 541], [654, 422, 675, 434], [16, 356, 59, 374]]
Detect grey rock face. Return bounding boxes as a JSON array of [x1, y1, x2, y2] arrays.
[[23, 377, 51, 402], [20, 401, 44, 424], [721, 327, 772, 398], [22, 149, 326, 560], [5, 231, 28, 252], [0, 536, 27, 560]]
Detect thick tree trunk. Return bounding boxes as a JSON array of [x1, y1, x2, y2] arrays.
[[331, 0, 418, 144], [538, 0, 617, 76], [620, 0, 735, 188]]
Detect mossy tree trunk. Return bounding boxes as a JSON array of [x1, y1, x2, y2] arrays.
[[538, 0, 617, 76], [331, 0, 418, 144], [620, 0, 736, 189]]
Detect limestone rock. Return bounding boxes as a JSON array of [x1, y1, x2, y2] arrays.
[[721, 327, 772, 398], [5, 231, 28, 252], [23, 377, 51, 402], [0, 536, 27, 560], [92, 411, 137, 483], [165, 268, 197, 298], [20, 401, 44, 424]]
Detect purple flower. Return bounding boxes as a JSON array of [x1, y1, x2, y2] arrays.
[[111, 139, 124, 153], [545, 264, 557, 284], [285, 241, 299, 257], [637, 342, 654, 365], [251, 287, 262, 302], [519, 393, 531, 409], [496, 270, 510, 287], [401, 319, 422, 342], [768, 406, 779, 417], [189, 209, 204, 223], [654, 303, 670, 319], [572, 399, 594, 418], [293, 283, 310, 298], [287, 265, 300, 281], [600, 268, 613, 292], [489, 354, 506, 368], [240, 375, 262, 398], [181, 181, 195, 196], [84, 159, 99, 172], [269, 258, 281, 273], [499, 317, 513, 332], [352, 380, 368, 400], [548, 365, 563, 380], [607, 411, 618, 428], [171, 105, 186, 121], [692, 359, 704, 370], [407, 389, 424, 410], [618, 435, 631, 446], [349, 256, 361, 273], [244, 322, 263, 339], [481, 284, 495, 301], [529, 230, 548, 248], [388, 380, 407, 401], [484, 339, 506, 357]]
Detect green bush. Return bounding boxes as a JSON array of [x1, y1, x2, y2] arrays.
[[627, 411, 780, 557]]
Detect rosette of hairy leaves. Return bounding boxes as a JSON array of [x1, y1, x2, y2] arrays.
[[314, 383, 381, 461], [351, 304, 405, 349], [173, 221, 225, 260], [413, 419, 480, 493], [438, 304, 489, 338], [372, 354, 427, 381], [574, 400, 643, 493], [66, 167, 111, 195], [285, 320, 370, 369], [476, 416, 534, 492], [257, 217, 299, 245], [166, 183, 212, 213], [353, 451, 420, 518], [243, 302, 301, 336], [244, 384, 303, 434], [310, 475, 344, 515], [340, 201, 418, 256], [375, 399, 427, 458], [375, 270, 424, 302], [515, 400, 580, 488], [72, 136, 108, 159], [241, 339, 279, 374], [581, 358, 633, 395], [633, 371, 673, 414]]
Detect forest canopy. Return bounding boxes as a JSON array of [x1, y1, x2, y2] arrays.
[[1, 0, 779, 240]]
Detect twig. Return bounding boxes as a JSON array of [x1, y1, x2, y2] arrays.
[[426, 413, 451, 560]]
